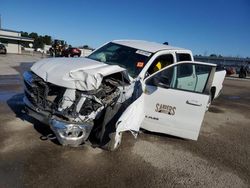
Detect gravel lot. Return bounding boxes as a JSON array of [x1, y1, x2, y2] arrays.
[[0, 54, 249, 187]]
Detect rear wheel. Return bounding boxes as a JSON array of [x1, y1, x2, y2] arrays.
[[211, 87, 216, 101], [208, 87, 216, 107], [207, 87, 216, 110]]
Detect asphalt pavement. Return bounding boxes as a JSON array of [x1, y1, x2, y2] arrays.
[[0, 54, 249, 188]]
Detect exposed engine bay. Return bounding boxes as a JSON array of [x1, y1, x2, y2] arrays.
[[23, 70, 132, 147]]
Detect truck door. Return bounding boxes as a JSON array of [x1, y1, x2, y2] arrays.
[[141, 61, 216, 140]]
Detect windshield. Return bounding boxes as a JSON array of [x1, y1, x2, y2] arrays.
[[87, 42, 152, 78]]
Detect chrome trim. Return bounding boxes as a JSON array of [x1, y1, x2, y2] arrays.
[[50, 119, 93, 147]]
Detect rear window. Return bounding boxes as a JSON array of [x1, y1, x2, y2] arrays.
[[176, 53, 192, 62]]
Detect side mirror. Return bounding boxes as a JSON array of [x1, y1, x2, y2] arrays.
[[157, 81, 170, 89], [146, 76, 170, 89]]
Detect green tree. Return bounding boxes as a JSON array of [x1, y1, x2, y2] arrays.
[[210, 54, 217, 57], [43, 35, 52, 45], [33, 36, 44, 49], [83, 45, 89, 49], [21, 31, 29, 37], [29, 32, 38, 40]]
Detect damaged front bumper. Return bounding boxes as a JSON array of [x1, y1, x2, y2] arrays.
[[23, 96, 93, 146], [23, 69, 130, 148]]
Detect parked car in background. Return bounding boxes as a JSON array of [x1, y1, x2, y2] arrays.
[[0, 44, 7, 54], [62, 47, 81, 57], [225, 67, 236, 76]]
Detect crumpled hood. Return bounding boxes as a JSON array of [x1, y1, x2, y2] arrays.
[[31, 57, 126, 91]]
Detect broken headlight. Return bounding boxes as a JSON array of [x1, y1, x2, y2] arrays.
[[50, 119, 93, 146]]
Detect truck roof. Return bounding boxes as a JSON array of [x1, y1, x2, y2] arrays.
[[112, 40, 186, 53]]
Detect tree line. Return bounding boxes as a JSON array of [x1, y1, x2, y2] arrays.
[[21, 31, 52, 49], [21, 31, 95, 51]]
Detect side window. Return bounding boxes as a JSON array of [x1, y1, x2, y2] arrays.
[[146, 63, 212, 94], [196, 65, 212, 75], [147, 54, 174, 75], [146, 66, 174, 88], [177, 64, 193, 77], [194, 65, 212, 93], [176, 53, 192, 62]]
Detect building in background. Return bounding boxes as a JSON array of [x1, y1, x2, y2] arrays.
[[194, 55, 250, 74], [0, 28, 34, 54], [79, 48, 93, 57], [79, 45, 94, 57]]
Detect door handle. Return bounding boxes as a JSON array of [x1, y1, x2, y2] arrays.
[[186, 100, 202, 106]]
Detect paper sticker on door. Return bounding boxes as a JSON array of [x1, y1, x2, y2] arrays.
[[155, 103, 176, 115]]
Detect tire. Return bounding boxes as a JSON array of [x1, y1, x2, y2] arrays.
[[98, 104, 125, 151], [101, 132, 122, 151], [210, 87, 216, 101], [208, 87, 216, 107]]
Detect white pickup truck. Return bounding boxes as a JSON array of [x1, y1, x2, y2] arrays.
[[23, 40, 226, 150]]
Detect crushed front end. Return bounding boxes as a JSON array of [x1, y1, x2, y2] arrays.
[[23, 70, 130, 147]]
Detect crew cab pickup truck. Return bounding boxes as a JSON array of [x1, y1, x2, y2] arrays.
[[23, 40, 226, 150]]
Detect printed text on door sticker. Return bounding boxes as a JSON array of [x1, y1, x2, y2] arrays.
[[155, 103, 176, 115]]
